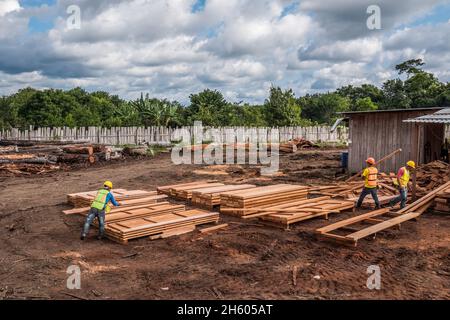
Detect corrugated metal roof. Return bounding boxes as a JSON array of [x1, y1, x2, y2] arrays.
[[403, 108, 450, 124], [340, 107, 442, 115]]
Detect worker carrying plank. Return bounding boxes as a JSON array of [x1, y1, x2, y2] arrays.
[[356, 157, 381, 209], [389, 161, 416, 209], [80, 180, 120, 240]]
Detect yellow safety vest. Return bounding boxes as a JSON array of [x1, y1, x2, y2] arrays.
[[363, 167, 378, 188], [91, 189, 109, 211], [397, 167, 410, 188]]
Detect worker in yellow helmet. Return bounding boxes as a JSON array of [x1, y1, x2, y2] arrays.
[[389, 161, 416, 209], [81, 181, 120, 241], [356, 157, 381, 209]]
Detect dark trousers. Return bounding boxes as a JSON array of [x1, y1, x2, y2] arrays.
[[356, 187, 380, 208], [390, 187, 408, 209], [81, 208, 105, 237]]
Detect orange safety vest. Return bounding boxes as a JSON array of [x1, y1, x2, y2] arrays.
[[364, 166, 378, 188]]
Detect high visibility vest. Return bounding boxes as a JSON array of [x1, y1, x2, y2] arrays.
[[364, 167, 378, 188], [398, 167, 410, 188], [91, 189, 109, 210]]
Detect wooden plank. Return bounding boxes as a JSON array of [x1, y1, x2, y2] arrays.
[[316, 208, 389, 234], [346, 211, 421, 241], [199, 224, 229, 234]]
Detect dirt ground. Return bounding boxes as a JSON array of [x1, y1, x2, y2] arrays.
[[0, 149, 449, 300]]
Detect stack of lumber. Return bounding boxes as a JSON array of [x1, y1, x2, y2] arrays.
[[191, 184, 257, 209], [63, 194, 169, 215], [105, 209, 219, 244], [67, 189, 158, 208], [157, 181, 225, 200], [278, 138, 317, 153], [224, 196, 354, 229], [220, 184, 309, 216], [157, 180, 218, 196], [434, 186, 450, 213], [63, 194, 219, 243]]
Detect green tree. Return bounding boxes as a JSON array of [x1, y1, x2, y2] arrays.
[[381, 79, 411, 109], [299, 93, 350, 124], [264, 86, 303, 126], [186, 89, 228, 126]]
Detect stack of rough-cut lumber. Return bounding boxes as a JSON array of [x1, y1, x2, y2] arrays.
[[63, 194, 169, 215], [105, 208, 219, 244], [157, 181, 225, 200], [220, 184, 309, 216], [259, 197, 354, 228], [221, 196, 354, 228], [191, 184, 257, 209], [63, 194, 219, 243], [67, 189, 158, 208], [434, 186, 450, 213]]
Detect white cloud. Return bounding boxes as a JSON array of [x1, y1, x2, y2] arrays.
[[0, 0, 21, 17], [0, 0, 449, 103]]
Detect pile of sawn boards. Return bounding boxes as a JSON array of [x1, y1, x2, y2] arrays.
[[67, 189, 158, 208], [434, 186, 450, 213], [157, 180, 225, 200], [220, 184, 309, 216], [65, 188, 219, 244], [191, 184, 257, 209]]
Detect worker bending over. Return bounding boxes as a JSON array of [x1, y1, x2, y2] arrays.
[[356, 157, 380, 209], [389, 161, 416, 209], [81, 180, 120, 240]]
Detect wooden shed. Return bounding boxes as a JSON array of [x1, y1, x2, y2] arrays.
[[342, 108, 445, 173]]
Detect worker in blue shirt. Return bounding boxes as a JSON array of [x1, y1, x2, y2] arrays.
[[81, 180, 120, 240]]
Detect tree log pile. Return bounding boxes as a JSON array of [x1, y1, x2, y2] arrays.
[[0, 139, 125, 175], [278, 138, 317, 153]]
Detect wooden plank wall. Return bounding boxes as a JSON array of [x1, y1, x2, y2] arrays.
[[348, 110, 444, 173]]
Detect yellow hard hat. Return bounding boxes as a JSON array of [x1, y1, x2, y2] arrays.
[[104, 180, 113, 189], [407, 161, 416, 169]]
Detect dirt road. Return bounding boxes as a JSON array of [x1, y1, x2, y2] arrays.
[[0, 151, 448, 300]]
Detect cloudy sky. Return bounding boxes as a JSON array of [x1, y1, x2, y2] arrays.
[[0, 0, 449, 103]]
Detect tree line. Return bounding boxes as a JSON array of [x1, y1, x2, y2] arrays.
[[1, 59, 449, 130]]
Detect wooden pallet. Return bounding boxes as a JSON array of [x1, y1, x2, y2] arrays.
[[316, 208, 422, 246], [191, 184, 257, 209], [105, 209, 219, 244], [220, 184, 309, 215]]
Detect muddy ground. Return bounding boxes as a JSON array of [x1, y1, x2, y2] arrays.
[[0, 149, 448, 300]]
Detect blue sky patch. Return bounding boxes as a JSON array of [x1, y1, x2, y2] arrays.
[[20, 0, 56, 7], [192, 0, 206, 13], [28, 16, 54, 33]]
